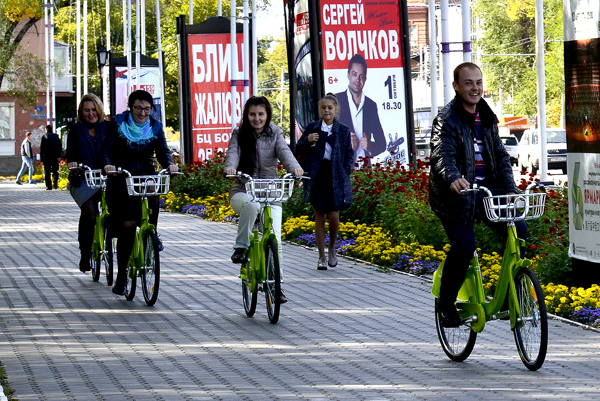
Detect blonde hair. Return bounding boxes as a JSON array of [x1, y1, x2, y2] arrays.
[[318, 93, 340, 118], [77, 94, 106, 123]]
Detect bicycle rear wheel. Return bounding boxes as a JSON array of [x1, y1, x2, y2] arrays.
[[241, 262, 257, 317], [125, 262, 136, 301], [435, 299, 477, 362], [513, 267, 548, 371], [265, 238, 281, 324], [141, 231, 160, 306], [103, 226, 114, 286]]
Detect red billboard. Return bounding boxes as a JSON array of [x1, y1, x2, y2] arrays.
[[187, 32, 245, 162]]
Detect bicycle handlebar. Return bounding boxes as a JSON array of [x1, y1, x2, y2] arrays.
[[225, 172, 310, 181], [69, 163, 92, 172], [461, 181, 560, 196], [109, 168, 181, 178]]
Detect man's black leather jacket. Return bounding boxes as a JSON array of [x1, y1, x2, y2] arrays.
[[429, 96, 517, 224]]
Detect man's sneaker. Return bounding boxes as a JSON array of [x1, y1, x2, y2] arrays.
[[278, 290, 288, 304], [328, 248, 338, 267], [156, 235, 164, 252], [231, 248, 247, 264], [317, 257, 328, 270], [16, 181, 22, 185]]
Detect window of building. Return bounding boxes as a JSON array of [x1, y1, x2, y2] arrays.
[[0, 103, 14, 140]]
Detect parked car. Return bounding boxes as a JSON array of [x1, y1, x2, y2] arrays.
[[517, 128, 567, 174], [499, 134, 519, 166]]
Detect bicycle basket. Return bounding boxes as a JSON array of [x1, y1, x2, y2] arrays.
[[245, 178, 295, 203], [85, 169, 106, 189], [125, 174, 170, 196], [483, 192, 546, 222]]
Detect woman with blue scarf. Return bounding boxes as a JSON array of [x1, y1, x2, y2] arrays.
[[67, 94, 109, 272], [102, 90, 178, 296]]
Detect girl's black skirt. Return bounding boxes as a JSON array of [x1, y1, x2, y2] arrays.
[[310, 159, 337, 214]]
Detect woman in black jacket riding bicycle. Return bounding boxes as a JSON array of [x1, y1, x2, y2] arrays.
[[103, 90, 178, 296]]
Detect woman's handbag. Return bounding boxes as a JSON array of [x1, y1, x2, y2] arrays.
[[68, 170, 84, 187]]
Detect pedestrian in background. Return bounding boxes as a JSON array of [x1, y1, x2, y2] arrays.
[[16, 132, 34, 185], [66, 94, 108, 272], [295, 93, 354, 270], [41, 125, 62, 190]]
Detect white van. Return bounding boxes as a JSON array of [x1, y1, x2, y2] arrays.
[[499, 134, 519, 166], [517, 128, 567, 174]]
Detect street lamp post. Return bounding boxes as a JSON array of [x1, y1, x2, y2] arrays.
[[96, 47, 109, 117]]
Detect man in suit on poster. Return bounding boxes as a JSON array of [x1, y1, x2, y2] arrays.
[[335, 54, 386, 168]]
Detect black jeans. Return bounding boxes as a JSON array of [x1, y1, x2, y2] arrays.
[[438, 190, 528, 307], [43, 159, 59, 189], [78, 191, 102, 259]]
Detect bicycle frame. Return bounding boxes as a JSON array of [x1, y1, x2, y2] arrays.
[[93, 190, 110, 258], [244, 205, 277, 293], [432, 189, 543, 333], [446, 223, 530, 333], [128, 196, 155, 275]]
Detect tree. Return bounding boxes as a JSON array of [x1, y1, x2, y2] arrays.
[[472, 0, 564, 127], [0, 0, 46, 107], [257, 38, 290, 136]]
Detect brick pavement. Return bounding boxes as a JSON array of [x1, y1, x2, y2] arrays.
[[1, 181, 599, 401]]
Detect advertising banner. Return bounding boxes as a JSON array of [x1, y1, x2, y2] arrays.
[[320, 0, 409, 168], [187, 32, 245, 162], [564, 0, 600, 262], [286, 0, 315, 142], [114, 65, 163, 123]]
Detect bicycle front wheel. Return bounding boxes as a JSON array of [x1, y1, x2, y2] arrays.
[[513, 267, 548, 371], [241, 261, 257, 317], [141, 231, 160, 306], [103, 225, 114, 286], [265, 238, 281, 324], [91, 244, 101, 282], [125, 262, 136, 301], [435, 300, 477, 362]]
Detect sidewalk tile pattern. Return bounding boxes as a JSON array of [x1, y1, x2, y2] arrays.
[[1, 182, 600, 400]]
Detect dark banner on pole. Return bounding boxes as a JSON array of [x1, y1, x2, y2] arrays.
[[320, 0, 410, 168], [285, 0, 413, 165], [564, 0, 600, 262], [110, 55, 163, 123]]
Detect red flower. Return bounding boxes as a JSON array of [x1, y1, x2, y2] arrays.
[[530, 244, 537, 250]]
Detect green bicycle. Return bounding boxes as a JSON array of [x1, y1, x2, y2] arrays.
[[117, 168, 176, 306], [227, 172, 305, 324], [72, 165, 114, 285], [432, 181, 552, 371]]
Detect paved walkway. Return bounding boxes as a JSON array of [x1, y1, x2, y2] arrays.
[[1, 182, 599, 401]]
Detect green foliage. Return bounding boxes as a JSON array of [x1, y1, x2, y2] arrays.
[[258, 38, 290, 136], [472, 0, 564, 127], [341, 159, 448, 250], [0, 0, 43, 104], [5, 52, 47, 108], [169, 151, 232, 199]]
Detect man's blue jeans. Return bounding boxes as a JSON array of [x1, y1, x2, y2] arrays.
[[16, 156, 33, 183]]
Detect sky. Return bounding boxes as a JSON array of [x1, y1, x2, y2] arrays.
[[255, 1, 285, 39]]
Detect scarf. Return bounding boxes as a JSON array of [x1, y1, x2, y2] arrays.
[[117, 112, 154, 145], [76, 121, 107, 169]]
